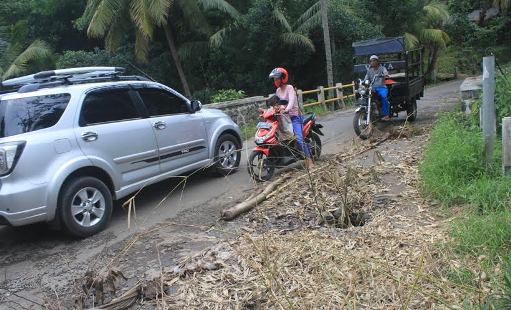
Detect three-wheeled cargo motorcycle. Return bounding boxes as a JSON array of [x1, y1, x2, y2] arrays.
[[352, 37, 425, 139]]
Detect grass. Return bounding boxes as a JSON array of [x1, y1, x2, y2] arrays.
[[240, 122, 257, 141], [303, 104, 328, 116], [420, 115, 494, 206], [451, 211, 511, 258], [420, 113, 511, 304]]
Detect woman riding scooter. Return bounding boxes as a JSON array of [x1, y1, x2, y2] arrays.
[[268, 67, 314, 168]]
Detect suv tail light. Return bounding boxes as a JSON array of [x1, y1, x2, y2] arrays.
[[0, 141, 26, 176]]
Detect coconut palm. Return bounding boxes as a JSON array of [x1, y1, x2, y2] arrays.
[[405, 0, 451, 81], [1, 40, 54, 80], [272, 5, 316, 52], [81, 0, 240, 97]]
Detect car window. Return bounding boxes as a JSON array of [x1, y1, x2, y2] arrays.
[[0, 93, 70, 138], [138, 88, 189, 117], [81, 89, 140, 126]]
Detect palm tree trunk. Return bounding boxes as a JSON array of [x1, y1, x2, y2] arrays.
[[320, 0, 334, 89], [163, 24, 192, 98], [425, 47, 439, 82]]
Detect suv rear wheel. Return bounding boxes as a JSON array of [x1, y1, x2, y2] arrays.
[[213, 134, 241, 176], [59, 177, 113, 238]]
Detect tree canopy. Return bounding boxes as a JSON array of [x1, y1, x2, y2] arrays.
[[0, 0, 509, 101]]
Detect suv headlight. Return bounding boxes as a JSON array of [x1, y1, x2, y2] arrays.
[[0, 141, 26, 176]]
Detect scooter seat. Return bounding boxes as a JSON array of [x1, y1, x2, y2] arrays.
[[302, 113, 314, 124]]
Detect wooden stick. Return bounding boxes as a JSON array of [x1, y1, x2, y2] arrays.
[[221, 177, 287, 220], [89, 283, 141, 310]]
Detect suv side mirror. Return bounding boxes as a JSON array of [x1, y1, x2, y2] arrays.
[[190, 100, 202, 113]]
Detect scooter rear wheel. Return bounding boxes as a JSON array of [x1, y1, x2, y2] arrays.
[[248, 150, 274, 182], [307, 132, 322, 160]]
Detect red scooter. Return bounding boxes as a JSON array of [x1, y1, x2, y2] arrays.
[[247, 103, 324, 181]]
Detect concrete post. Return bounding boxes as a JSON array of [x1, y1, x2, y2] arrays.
[[482, 56, 496, 168], [318, 86, 326, 111], [297, 89, 304, 114], [336, 83, 345, 110], [503, 117, 511, 176]]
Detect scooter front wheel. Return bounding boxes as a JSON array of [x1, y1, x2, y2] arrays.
[[248, 150, 275, 182], [353, 110, 373, 140]]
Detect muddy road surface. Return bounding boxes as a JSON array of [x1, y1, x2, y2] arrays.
[[0, 80, 461, 308]]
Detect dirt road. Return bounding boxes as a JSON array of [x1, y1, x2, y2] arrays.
[[0, 80, 461, 309]]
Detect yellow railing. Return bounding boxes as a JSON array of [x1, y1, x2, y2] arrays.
[[297, 82, 356, 109]]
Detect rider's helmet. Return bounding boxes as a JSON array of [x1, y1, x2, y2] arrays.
[[269, 67, 289, 88]]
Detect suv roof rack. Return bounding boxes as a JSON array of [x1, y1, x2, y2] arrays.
[[0, 67, 151, 94]]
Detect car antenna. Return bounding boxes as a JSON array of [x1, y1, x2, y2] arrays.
[[119, 55, 156, 82]]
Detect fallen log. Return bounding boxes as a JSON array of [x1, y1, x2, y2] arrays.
[[221, 177, 288, 220]]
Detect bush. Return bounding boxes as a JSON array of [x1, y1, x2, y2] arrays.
[[56, 48, 130, 69], [210, 89, 247, 103]]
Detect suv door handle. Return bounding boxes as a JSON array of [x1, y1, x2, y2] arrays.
[[153, 121, 167, 130], [81, 132, 98, 142]]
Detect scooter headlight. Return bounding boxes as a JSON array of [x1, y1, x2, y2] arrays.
[[255, 132, 272, 145], [358, 88, 366, 96]]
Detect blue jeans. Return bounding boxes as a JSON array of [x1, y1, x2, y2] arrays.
[[291, 115, 311, 158], [374, 86, 390, 117]]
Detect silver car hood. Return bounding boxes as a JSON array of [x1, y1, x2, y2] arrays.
[[200, 107, 229, 118]]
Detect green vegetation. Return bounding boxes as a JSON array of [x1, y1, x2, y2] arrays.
[[469, 65, 511, 132], [451, 210, 511, 257], [420, 67, 511, 304], [240, 122, 258, 141], [4, 0, 509, 95], [211, 89, 247, 103]]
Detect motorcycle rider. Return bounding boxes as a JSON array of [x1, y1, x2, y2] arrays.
[[364, 55, 390, 120], [268, 67, 314, 168]]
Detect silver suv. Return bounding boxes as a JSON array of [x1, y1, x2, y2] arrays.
[[0, 67, 242, 237]]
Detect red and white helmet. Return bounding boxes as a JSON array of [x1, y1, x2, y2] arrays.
[[269, 67, 289, 88]]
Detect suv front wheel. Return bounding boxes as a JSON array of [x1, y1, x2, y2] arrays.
[[213, 134, 241, 176], [59, 177, 113, 238]]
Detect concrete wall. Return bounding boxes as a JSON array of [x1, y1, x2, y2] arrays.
[[204, 96, 267, 126]]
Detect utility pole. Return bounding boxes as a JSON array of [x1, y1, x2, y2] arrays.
[[482, 56, 496, 168], [320, 0, 334, 90]]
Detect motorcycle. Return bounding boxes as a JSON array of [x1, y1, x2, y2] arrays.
[[352, 75, 397, 140], [247, 104, 324, 182]]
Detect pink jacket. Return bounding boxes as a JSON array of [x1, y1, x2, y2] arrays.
[[276, 84, 299, 116]]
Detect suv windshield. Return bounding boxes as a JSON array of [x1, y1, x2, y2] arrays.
[[0, 93, 70, 138]]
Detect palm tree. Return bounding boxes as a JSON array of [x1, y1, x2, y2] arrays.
[[270, 4, 317, 52], [81, 0, 239, 97], [1, 40, 54, 80], [320, 0, 334, 89], [405, 0, 451, 81]]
